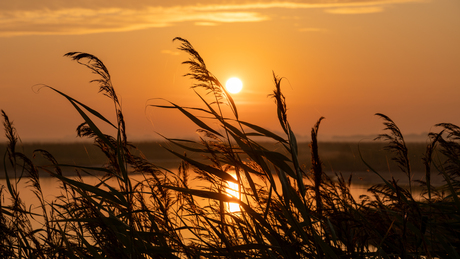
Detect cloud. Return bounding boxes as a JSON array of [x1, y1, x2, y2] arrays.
[[187, 0, 424, 11], [324, 6, 385, 14], [186, 0, 423, 11], [0, 0, 426, 37], [195, 22, 218, 26], [0, 6, 268, 37]]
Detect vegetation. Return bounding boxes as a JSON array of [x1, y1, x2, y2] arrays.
[[1, 37, 459, 258]]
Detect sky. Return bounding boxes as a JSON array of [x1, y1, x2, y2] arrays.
[[0, 0, 459, 143]]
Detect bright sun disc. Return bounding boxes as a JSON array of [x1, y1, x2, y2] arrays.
[[225, 77, 243, 94]]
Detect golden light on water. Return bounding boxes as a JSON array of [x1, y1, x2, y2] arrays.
[[226, 175, 241, 213], [225, 77, 243, 94]]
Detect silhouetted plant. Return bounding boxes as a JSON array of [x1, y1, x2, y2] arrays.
[[0, 37, 459, 259]]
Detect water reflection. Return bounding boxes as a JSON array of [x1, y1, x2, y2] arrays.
[[226, 174, 240, 213], [0, 169, 429, 220]]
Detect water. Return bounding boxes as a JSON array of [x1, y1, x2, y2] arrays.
[[0, 170, 429, 213], [0, 168, 438, 249], [0, 141, 442, 231]]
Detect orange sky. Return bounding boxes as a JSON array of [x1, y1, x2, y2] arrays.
[[1, 0, 459, 142]]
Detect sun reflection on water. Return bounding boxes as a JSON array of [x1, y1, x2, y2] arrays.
[[226, 174, 241, 213]]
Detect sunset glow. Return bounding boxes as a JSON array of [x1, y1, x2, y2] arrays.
[[1, 1, 460, 256], [0, 0, 459, 142]]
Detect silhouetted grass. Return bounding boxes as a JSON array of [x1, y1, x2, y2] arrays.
[[1, 37, 459, 258]]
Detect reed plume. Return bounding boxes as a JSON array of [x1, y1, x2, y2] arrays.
[[1, 37, 459, 258]]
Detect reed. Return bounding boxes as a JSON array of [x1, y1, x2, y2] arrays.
[[1, 37, 459, 258]]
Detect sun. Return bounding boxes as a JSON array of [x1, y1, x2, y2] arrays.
[[225, 77, 243, 94]]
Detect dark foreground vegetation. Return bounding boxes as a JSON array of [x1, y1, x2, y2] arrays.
[[1, 38, 459, 258], [0, 141, 436, 183]]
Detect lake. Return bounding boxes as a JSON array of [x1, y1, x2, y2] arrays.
[[1, 140, 443, 219]]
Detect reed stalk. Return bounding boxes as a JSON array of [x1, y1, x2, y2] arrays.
[[0, 37, 459, 258]]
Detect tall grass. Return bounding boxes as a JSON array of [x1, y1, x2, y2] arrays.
[[1, 37, 459, 258]]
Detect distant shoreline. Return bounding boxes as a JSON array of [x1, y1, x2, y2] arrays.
[[0, 169, 445, 187], [1, 141, 438, 185]]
